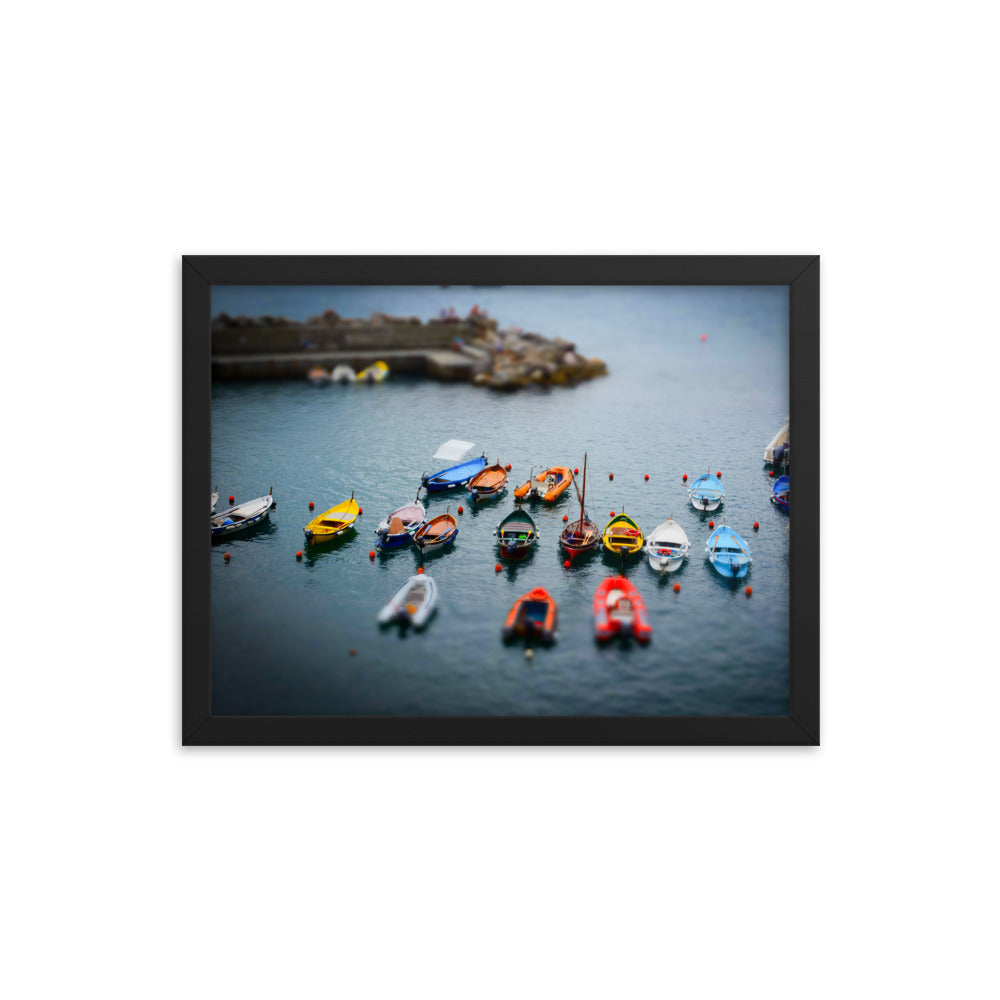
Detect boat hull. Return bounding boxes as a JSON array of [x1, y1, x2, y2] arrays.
[[706, 525, 752, 579], [601, 514, 644, 557], [644, 519, 690, 573], [377, 574, 437, 628], [593, 577, 652, 642], [304, 498, 360, 544], [210, 495, 275, 538], [422, 455, 488, 492], [413, 515, 458, 553], [503, 587, 557, 644]]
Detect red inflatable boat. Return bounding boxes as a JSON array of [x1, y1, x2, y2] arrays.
[[593, 576, 652, 642]]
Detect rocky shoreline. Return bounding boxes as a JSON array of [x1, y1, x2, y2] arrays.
[[211, 308, 608, 390]]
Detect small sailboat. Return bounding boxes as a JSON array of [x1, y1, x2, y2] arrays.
[[211, 489, 275, 538], [304, 493, 360, 545], [560, 453, 599, 558], [644, 517, 690, 573], [210, 486, 219, 513], [494, 508, 538, 560], [377, 574, 438, 628], [602, 511, 644, 558], [308, 366, 333, 386], [771, 475, 789, 512], [502, 587, 557, 645], [593, 577, 652, 642], [374, 502, 426, 550], [412, 509, 458, 553], [513, 466, 573, 502], [468, 462, 508, 503], [331, 364, 356, 383], [357, 360, 389, 382], [688, 471, 724, 512], [706, 524, 752, 579]]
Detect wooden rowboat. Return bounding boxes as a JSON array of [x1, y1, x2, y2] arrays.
[[375, 502, 425, 550], [502, 587, 557, 645], [560, 453, 599, 558], [211, 490, 275, 538], [304, 494, 360, 545], [706, 524, 752, 579], [601, 512, 644, 558], [413, 510, 458, 553], [468, 463, 508, 502], [494, 508, 538, 560]]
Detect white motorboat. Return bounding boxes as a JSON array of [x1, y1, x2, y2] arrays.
[[377, 573, 438, 628]]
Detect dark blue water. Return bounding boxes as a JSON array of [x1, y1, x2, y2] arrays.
[[211, 286, 789, 716]]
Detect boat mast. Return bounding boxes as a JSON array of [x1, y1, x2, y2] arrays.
[[580, 453, 587, 522]]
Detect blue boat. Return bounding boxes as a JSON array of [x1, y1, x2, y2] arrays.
[[688, 471, 724, 511], [374, 501, 425, 550], [771, 475, 789, 512], [706, 525, 751, 579], [421, 454, 487, 492]]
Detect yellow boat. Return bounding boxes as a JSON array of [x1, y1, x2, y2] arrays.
[[304, 494, 360, 544], [357, 360, 389, 383], [601, 512, 644, 557]]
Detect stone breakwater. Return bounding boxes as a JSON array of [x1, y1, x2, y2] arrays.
[[211, 309, 608, 389]]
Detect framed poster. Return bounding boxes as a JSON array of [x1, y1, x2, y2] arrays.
[[183, 255, 818, 745]]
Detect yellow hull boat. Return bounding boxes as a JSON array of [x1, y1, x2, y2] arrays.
[[602, 512, 644, 557], [304, 495, 360, 544], [357, 360, 389, 383]]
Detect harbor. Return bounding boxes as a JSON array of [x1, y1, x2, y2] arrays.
[[210, 284, 790, 717]]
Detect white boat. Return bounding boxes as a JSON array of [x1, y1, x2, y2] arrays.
[[331, 364, 356, 383], [210, 490, 275, 538], [644, 517, 690, 573], [211, 486, 219, 513], [432, 439, 476, 463], [763, 421, 789, 464], [377, 573, 438, 628]]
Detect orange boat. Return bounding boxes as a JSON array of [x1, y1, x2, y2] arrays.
[[593, 577, 652, 642], [502, 587, 557, 645], [513, 466, 573, 502], [468, 462, 508, 502]]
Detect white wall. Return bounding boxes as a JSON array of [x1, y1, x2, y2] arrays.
[[5, 3, 993, 998]]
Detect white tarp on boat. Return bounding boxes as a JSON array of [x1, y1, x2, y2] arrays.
[[433, 439, 476, 462]]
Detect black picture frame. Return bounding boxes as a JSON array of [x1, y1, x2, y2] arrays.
[[183, 255, 819, 746]]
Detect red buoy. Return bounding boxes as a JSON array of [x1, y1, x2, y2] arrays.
[[753, 522, 759, 531], [296, 550, 303, 560], [358, 507, 362, 515], [700, 333, 707, 341], [417, 566, 425, 574], [673, 582, 681, 593], [609, 473, 614, 480], [229, 495, 235, 504], [708, 520, 714, 529], [368, 550, 375, 559], [745, 586, 753, 597], [644, 474, 649, 480], [223, 551, 230, 562], [562, 514, 568, 522], [574, 468, 579, 475], [349, 649, 357, 656], [563, 560, 570, 569], [458, 505, 464, 515], [610, 510, 616, 517], [506, 463, 511, 470], [682, 473, 687, 482], [716, 471, 722, 478], [495, 563, 502, 573]]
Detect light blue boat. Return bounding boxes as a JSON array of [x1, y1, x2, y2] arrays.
[[689, 471, 725, 511], [706, 525, 751, 579], [421, 454, 487, 493]]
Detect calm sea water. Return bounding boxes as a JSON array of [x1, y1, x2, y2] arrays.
[[210, 286, 789, 716]]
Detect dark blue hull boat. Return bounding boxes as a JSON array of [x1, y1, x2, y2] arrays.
[[421, 455, 487, 493]]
